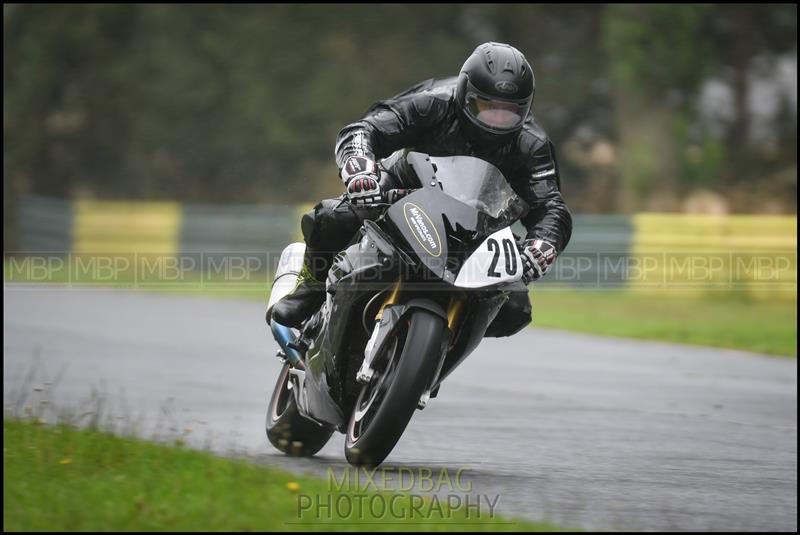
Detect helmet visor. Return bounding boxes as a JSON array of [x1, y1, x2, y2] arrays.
[[465, 93, 528, 131]]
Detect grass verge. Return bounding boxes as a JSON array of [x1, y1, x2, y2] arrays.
[[3, 419, 562, 532], [532, 288, 796, 357]]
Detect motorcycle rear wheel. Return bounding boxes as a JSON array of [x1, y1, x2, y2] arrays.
[[266, 362, 334, 457]]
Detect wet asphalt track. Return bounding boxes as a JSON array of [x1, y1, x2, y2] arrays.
[[3, 285, 797, 531]]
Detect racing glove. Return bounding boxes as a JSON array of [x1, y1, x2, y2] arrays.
[[520, 239, 557, 283], [341, 156, 382, 205]]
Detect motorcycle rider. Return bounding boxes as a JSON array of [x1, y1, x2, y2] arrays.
[[271, 42, 572, 337]]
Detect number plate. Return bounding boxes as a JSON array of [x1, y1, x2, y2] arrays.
[[454, 226, 522, 288]]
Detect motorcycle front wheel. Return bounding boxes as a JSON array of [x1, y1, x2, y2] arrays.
[[345, 309, 445, 466]]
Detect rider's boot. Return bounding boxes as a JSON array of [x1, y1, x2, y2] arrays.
[[270, 257, 327, 329]]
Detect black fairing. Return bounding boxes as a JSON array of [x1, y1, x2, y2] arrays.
[[290, 152, 528, 431], [384, 153, 519, 283]]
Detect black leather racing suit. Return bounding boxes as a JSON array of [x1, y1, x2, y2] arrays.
[[301, 77, 573, 337]]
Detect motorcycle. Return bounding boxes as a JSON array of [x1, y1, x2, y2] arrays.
[[264, 151, 529, 466]]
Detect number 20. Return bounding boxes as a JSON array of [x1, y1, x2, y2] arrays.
[[487, 238, 518, 277]]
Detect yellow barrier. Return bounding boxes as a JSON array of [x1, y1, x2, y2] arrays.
[[630, 214, 796, 299], [73, 201, 182, 254]]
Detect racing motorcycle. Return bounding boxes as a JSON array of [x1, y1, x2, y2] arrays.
[[265, 151, 529, 466]]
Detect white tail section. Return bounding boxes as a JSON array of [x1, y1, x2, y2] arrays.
[[265, 242, 306, 322]]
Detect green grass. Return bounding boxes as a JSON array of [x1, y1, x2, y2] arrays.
[[5, 258, 796, 357], [532, 288, 797, 357], [3, 419, 562, 532]]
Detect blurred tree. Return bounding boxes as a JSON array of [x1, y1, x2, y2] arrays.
[[495, 4, 614, 210], [603, 3, 797, 211], [604, 4, 713, 210], [3, 3, 796, 217], [703, 3, 797, 207]]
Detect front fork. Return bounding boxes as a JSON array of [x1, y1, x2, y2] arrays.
[[357, 279, 403, 384], [357, 280, 465, 409], [421, 294, 464, 408]]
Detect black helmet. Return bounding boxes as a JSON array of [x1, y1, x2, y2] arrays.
[[456, 42, 535, 145]]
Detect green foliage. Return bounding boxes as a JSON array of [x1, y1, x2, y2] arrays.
[[604, 5, 712, 100], [3, 5, 476, 203], [603, 5, 712, 205], [3, 4, 797, 211], [675, 117, 726, 188], [602, 4, 796, 209]]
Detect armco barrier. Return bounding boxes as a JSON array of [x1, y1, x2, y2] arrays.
[[536, 214, 634, 287], [73, 200, 182, 255], [180, 203, 299, 272], [9, 196, 796, 297], [16, 196, 73, 252], [628, 213, 796, 298]]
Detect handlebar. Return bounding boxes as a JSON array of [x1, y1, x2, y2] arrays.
[[345, 187, 419, 208], [383, 188, 417, 204]]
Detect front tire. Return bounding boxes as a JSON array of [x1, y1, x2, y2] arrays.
[[345, 309, 445, 466], [266, 362, 333, 456]]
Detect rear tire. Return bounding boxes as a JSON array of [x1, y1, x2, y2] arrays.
[[345, 309, 445, 466], [266, 362, 333, 457]]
